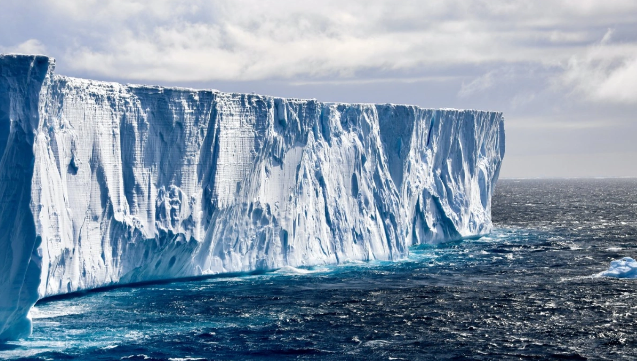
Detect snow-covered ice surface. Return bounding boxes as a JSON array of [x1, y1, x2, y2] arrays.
[[0, 54, 505, 341], [597, 257, 637, 278]]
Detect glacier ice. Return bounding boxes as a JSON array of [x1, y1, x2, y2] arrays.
[[597, 257, 637, 278], [0, 54, 505, 341]]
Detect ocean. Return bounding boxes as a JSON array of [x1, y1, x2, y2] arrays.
[[1, 179, 636, 360]]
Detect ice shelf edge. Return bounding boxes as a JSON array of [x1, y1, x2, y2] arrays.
[[0, 54, 505, 341]]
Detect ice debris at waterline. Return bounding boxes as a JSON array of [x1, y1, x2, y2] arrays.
[[597, 257, 637, 278], [0, 54, 505, 341]]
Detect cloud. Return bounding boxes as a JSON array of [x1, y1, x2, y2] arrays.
[[1, 0, 635, 178], [0, 39, 47, 55], [594, 58, 637, 103], [506, 116, 619, 130], [509, 92, 537, 109], [458, 71, 496, 97], [2, 0, 637, 102], [289, 75, 460, 86], [559, 29, 637, 104]]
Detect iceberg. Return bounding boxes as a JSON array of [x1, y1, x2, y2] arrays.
[[0, 54, 505, 341], [597, 257, 637, 278]]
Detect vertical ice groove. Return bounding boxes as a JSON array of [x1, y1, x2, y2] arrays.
[[0, 55, 505, 342]]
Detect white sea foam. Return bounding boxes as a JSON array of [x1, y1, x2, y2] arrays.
[[28, 305, 87, 320], [273, 266, 327, 275], [122, 355, 150, 360]]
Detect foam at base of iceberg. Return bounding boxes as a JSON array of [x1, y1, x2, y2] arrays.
[[597, 257, 637, 278], [0, 54, 505, 342]]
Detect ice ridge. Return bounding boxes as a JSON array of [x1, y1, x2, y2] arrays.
[[0, 54, 505, 341]]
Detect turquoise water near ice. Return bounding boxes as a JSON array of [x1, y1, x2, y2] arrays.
[[1, 179, 637, 360]]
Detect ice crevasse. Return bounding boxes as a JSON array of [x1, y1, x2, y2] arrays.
[[0, 54, 505, 341]]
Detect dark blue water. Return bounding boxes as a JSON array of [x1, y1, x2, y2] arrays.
[[2, 179, 637, 360]]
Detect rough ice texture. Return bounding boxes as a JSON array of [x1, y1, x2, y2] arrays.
[[0, 55, 505, 341], [597, 257, 637, 278]]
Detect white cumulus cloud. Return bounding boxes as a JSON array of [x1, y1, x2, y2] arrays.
[[0, 39, 47, 55], [1, 0, 637, 107], [561, 29, 637, 104]]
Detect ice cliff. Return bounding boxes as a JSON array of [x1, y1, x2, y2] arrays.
[[0, 54, 505, 341]]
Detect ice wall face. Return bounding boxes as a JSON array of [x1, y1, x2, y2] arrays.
[[0, 55, 52, 341], [0, 55, 505, 341]]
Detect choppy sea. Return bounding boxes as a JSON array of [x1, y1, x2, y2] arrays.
[[1, 179, 637, 360]]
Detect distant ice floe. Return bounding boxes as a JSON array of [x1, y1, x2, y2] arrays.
[[597, 257, 637, 278]]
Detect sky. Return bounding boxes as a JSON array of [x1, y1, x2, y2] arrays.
[[1, 0, 636, 178]]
